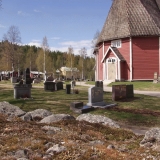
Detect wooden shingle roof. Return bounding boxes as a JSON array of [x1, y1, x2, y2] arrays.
[[97, 0, 160, 44]]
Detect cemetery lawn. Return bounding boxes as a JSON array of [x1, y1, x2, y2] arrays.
[[86, 80, 160, 91], [1, 81, 160, 127], [107, 81, 160, 91]]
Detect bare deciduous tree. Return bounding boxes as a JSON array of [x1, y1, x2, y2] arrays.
[[41, 36, 49, 74], [0, 0, 2, 8], [67, 46, 74, 79], [79, 47, 87, 80], [91, 30, 100, 57], [3, 25, 21, 71], [3, 26, 21, 44]]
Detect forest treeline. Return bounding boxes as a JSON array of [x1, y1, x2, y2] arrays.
[[0, 40, 95, 80]]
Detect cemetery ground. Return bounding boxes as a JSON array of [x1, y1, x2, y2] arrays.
[[1, 80, 160, 159], [1, 80, 160, 127]]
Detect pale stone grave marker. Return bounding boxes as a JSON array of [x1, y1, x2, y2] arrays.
[[87, 86, 117, 108], [87, 86, 106, 107]]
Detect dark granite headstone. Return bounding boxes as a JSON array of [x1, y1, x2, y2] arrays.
[[70, 102, 94, 114], [112, 85, 126, 101], [112, 84, 134, 101], [95, 81, 103, 90], [44, 82, 56, 91], [56, 81, 63, 90], [126, 84, 134, 98], [25, 68, 32, 84], [95, 81, 100, 87], [99, 81, 103, 90], [66, 84, 71, 94]]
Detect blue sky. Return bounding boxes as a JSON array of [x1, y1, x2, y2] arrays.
[[0, 0, 112, 55]]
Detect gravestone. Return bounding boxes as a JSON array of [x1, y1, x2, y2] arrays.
[[13, 68, 32, 99], [14, 84, 32, 99], [112, 85, 126, 101], [70, 102, 94, 114], [11, 71, 17, 83], [44, 82, 56, 91], [33, 78, 41, 84], [71, 80, 76, 88], [46, 75, 54, 81], [87, 86, 106, 106], [126, 84, 134, 98], [56, 81, 63, 90], [158, 76, 160, 82], [66, 84, 71, 94], [24, 68, 32, 84], [95, 81, 103, 90], [95, 81, 100, 87], [153, 72, 158, 83], [112, 84, 134, 101]]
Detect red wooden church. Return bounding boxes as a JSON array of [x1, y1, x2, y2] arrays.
[[94, 0, 160, 82]]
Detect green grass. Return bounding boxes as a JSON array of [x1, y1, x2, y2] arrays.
[[85, 81, 95, 85], [108, 81, 160, 91], [1, 80, 160, 127]]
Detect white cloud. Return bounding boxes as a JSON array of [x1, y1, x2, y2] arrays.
[[60, 40, 92, 49], [28, 39, 41, 47], [17, 11, 29, 16], [0, 24, 6, 28], [50, 46, 68, 52], [59, 40, 92, 55], [34, 9, 41, 13], [50, 37, 61, 40], [27, 39, 93, 56]]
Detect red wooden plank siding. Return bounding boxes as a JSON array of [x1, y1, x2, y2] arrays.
[[98, 45, 103, 80], [118, 38, 130, 80], [132, 37, 159, 79]]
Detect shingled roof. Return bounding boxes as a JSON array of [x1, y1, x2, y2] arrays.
[[97, 0, 160, 44]]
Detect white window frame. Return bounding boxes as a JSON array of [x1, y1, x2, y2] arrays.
[[107, 57, 116, 63], [111, 39, 121, 48]]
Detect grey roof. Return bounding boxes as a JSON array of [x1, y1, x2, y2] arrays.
[[97, 0, 160, 44]]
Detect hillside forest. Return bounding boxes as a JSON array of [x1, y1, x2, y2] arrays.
[[0, 40, 95, 80]]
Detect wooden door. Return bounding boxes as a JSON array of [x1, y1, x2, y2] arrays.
[[108, 62, 116, 80]]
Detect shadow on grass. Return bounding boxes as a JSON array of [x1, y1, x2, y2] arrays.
[[113, 97, 142, 102]]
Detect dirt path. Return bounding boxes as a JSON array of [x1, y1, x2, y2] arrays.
[[118, 122, 150, 135]]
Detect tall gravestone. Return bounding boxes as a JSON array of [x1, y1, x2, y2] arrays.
[[11, 71, 17, 83], [13, 68, 32, 99], [87, 86, 106, 106], [95, 81, 103, 90], [25, 68, 32, 84]]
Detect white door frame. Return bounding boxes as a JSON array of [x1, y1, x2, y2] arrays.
[[106, 57, 118, 80]]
